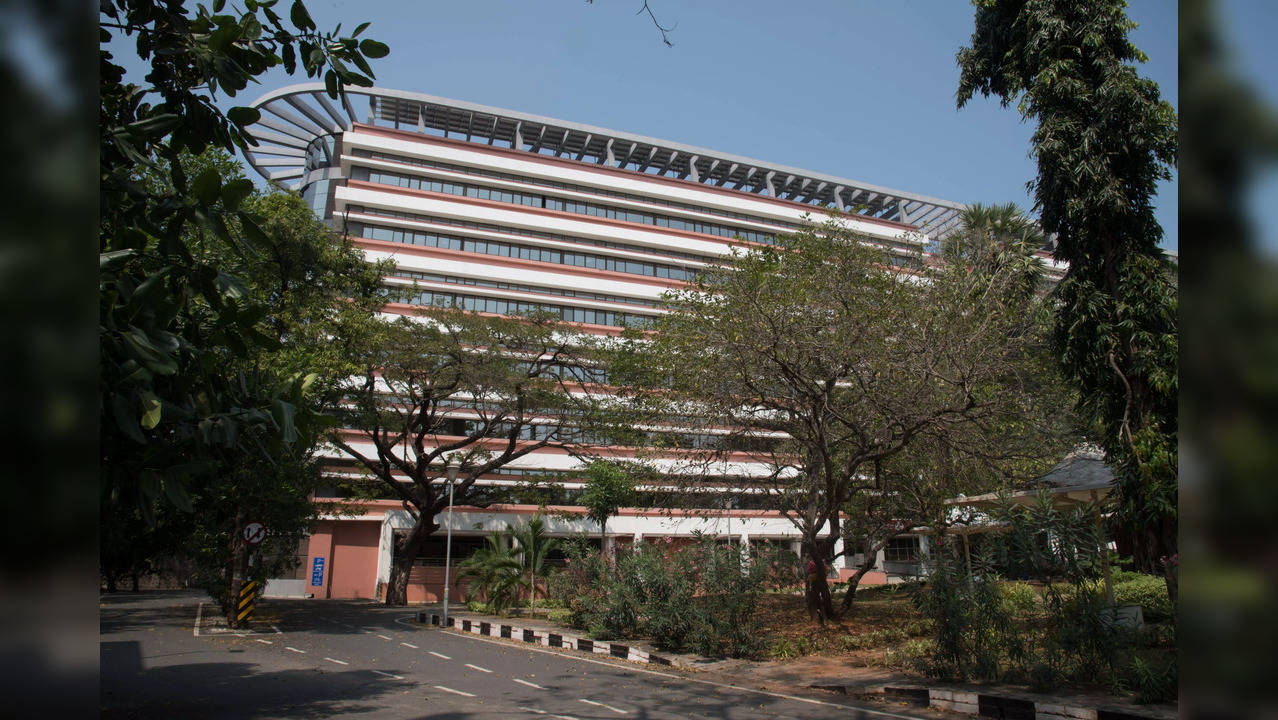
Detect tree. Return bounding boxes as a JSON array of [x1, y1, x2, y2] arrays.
[[333, 308, 612, 606], [580, 460, 638, 549], [101, 148, 391, 620], [956, 0, 1179, 598], [837, 204, 1077, 612], [458, 514, 560, 614], [631, 216, 1056, 622], [100, 0, 389, 526], [509, 513, 560, 614], [101, 0, 389, 624]]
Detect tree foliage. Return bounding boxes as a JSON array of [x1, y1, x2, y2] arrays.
[[956, 0, 1179, 595], [838, 203, 1077, 611], [334, 308, 615, 605], [100, 0, 389, 520], [101, 151, 389, 619], [580, 460, 638, 545], [626, 217, 1062, 621]]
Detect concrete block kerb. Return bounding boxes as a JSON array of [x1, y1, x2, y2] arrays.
[[418, 612, 675, 667]]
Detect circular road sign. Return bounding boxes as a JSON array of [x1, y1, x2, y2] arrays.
[[243, 522, 268, 546]]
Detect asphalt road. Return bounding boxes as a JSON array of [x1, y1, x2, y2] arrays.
[[101, 591, 930, 720]]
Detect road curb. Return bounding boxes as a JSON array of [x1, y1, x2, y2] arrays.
[[416, 612, 682, 668], [829, 683, 1171, 720]]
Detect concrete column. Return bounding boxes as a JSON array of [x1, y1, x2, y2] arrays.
[[739, 531, 750, 563]]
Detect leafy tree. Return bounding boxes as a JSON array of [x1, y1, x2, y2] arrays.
[[580, 460, 638, 549], [101, 148, 390, 619], [629, 217, 1057, 622], [333, 309, 614, 606], [99, 0, 388, 526], [100, 0, 389, 625], [838, 203, 1077, 611], [957, 0, 1179, 599]]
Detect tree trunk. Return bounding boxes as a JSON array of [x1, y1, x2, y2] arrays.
[[839, 552, 880, 614], [226, 508, 248, 626], [803, 538, 837, 625], [131, 572, 140, 592], [385, 518, 435, 607]]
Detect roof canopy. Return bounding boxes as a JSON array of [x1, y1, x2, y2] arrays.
[[242, 84, 966, 239]]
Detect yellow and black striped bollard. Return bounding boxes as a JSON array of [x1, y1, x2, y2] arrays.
[[237, 580, 259, 624]]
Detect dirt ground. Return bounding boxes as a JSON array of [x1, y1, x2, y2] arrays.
[[753, 586, 930, 667]]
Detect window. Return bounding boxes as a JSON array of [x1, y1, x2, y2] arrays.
[[884, 536, 920, 563]]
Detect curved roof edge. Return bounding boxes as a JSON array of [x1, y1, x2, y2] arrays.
[[242, 83, 965, 238]]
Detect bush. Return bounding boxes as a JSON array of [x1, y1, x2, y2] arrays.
[[1123, 655, 1177, 704], [547, 608, 574, 625], [547, 536, 796, 658], [465, 600, 490, 613], [996, 581, 1040, 616], [1112, 574, 1173, 622]]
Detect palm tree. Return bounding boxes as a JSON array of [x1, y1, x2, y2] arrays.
[[510, 513, 559, 616], [944, 202, 1046, 298], [457, 532, 522, 614]]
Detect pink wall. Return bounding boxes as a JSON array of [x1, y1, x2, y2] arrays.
[[305, 521, 335, 598], [304, 520, 381, 600], [405, 566, 478, 604], [327, 521, 381, 599], [838, 569, 887, 585]]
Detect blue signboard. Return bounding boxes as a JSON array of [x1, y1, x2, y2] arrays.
[[310, 557, 326, 586]]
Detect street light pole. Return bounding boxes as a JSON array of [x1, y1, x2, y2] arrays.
[[441, 460, 460, 627]]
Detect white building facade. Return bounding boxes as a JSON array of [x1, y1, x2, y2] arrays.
[[245, 84, 962, 601]]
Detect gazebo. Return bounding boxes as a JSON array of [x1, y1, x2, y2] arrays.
[[945, 449, 1119, 604]]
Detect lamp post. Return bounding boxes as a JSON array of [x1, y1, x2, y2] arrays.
[[441, 459, 460, 627]]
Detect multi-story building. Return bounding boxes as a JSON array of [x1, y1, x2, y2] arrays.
[[244, 84, 966, 601]]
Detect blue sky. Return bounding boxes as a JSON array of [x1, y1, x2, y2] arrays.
[[105, 2, 1278, 252]]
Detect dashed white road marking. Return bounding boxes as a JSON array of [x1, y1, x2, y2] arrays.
[[400, 642, 419, 649], [513, 678, 545, 689], [579, 698, 628, 714], [255, 639, 273, 645], [431, 621, 925, 720], [372, 670, 404, 680], [518, 707, 579, 719], [428, 651, 450, 660], [377, 634, 393, 641], [324, 657, 349, 666], [432, 685, 475, 697], [465, 663, 492, 673], [285, 647, 306, 654]]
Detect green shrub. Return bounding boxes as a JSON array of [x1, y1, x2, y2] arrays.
[[546, 608, 573, 625], [1123, 655, 1177, 704], [465, 600, 490, 613], [1112, 574, 1173, 622], [996, 582, 1040, 616], [551, 536, 795, 658], [768, 637, 799, 659]]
